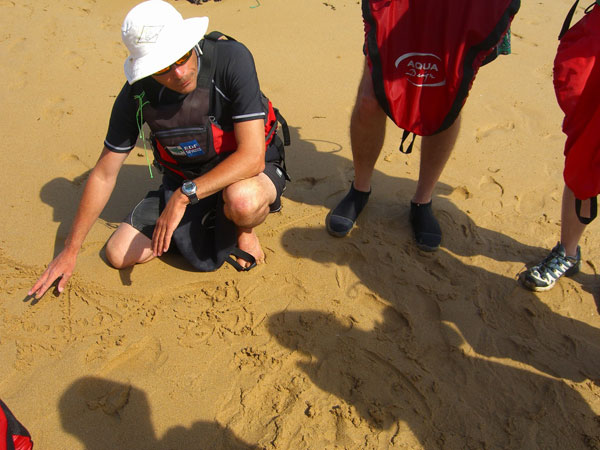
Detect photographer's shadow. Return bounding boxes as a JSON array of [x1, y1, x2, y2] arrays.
[[59, 377, 258, 450], [267, 308, 599, 448], [281, 126, 600, 382]]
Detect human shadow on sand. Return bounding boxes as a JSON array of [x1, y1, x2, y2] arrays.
[[283, 127, 600, 366], [270, 127, 600, 445], [283, 125, 599, 293], [59, 377, 259, 450], [268, 308, 599, 448]]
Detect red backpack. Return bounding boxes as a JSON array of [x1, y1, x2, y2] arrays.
[[363, 0, 520, 149], [1, 400, 33, 450], [554, 0, 600, 223]]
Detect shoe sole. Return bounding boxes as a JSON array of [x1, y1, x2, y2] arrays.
[[519, 269, 579, 292], [521, 279, 555, 292], [415, 241, 440, 252], [325, 213, 352, 238]]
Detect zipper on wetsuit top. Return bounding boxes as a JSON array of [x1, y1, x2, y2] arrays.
[[153, 127, 207, 138]]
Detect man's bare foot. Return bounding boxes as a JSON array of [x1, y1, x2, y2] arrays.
[[237, 229, 265, 268]]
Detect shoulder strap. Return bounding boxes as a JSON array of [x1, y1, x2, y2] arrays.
[[198, 31, 237, 89], [559, 0, 581, 39], [197, 42, 215, 90], [559, 0, 598, 39], [205, 31, 236, 42]]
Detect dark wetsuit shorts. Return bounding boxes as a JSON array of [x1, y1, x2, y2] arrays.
[[124, 161, 287, 240]]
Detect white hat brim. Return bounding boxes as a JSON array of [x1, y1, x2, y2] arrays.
[[124, 16, 209, 84]]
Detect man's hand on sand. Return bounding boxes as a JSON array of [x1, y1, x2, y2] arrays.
[[28, 249, 77, 299]]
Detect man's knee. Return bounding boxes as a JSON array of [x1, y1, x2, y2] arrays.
[[223, 182, 267, 223], [105, 224, 152, 269], [357, 87, 382, 111], [353, 88, 385, 126], [105, 235, 129, 269], [354, 62, 384, 117]]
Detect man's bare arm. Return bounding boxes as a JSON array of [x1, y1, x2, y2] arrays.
[[29, 147, 129, 298]]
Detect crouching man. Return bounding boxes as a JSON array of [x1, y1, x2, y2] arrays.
[[29, 0, 288, 299]]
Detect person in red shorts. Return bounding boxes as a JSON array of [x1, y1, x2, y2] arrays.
[[521, 0, 600, 291], [326, 1, 519, 251]]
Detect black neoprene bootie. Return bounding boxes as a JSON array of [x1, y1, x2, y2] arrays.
[[326, 183, 371, 237], [409, 200, 442, 251]]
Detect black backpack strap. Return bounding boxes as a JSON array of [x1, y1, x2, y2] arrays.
[[264, 108, 291, 179], [203, 31, 291, 179], [559, 0, 580, 39], [575, 197, 598, 224], [274, 108, 291, 146], [226, 247, 257, 271], [198, 30, 237, 89], [197, 37, 217, 89], [398, 130, 416, 154], [205, 31, 236, 42], [559, 0, 598, 39]]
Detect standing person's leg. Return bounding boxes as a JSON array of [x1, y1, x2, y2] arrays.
[[560, 185, 587, 257], [327, 60, 386, 237], [413, 115, 461, 204], [409, 115, 461, 251], [351, 61, 387, 192], [521, 184, 584, 291]]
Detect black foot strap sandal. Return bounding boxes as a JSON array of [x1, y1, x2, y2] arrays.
[[326, 183, 371, 237], [226, 248, 257, 271], [409, 200, 442, 251]]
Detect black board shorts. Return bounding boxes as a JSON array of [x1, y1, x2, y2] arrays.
[[124, 161, 287, 241]]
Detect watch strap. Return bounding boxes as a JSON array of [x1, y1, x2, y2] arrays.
[[181, 181, 199, 205]]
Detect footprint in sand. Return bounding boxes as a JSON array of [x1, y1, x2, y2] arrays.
[[3, 1, 33, 19], [41, 96, 74, 123], [63, 50, 86, 70], [478, 175, 504, 212], [474, 121, 515, 143], [96, 335, 166, 377], [513, 188, 561, 218], [449, 185, 473, 201], [99, 16, 116, 31]]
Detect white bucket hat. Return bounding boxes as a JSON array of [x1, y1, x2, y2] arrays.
[[122, 0, 209, 84]]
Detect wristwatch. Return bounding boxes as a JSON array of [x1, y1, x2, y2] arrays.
[[181, 180, 199, 205]]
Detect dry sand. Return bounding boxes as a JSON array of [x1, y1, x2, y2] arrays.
[[1, 0, 600, 448]]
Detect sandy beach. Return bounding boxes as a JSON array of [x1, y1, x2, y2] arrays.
[[1, 0, 599, 448]]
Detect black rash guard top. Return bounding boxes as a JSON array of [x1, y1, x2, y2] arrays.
[[104, 39, 265, 153]]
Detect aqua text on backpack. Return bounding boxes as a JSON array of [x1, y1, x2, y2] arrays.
[[363, 0, 520, 145]]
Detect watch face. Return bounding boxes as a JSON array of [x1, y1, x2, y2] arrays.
[[182, 181, 196, 195]]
